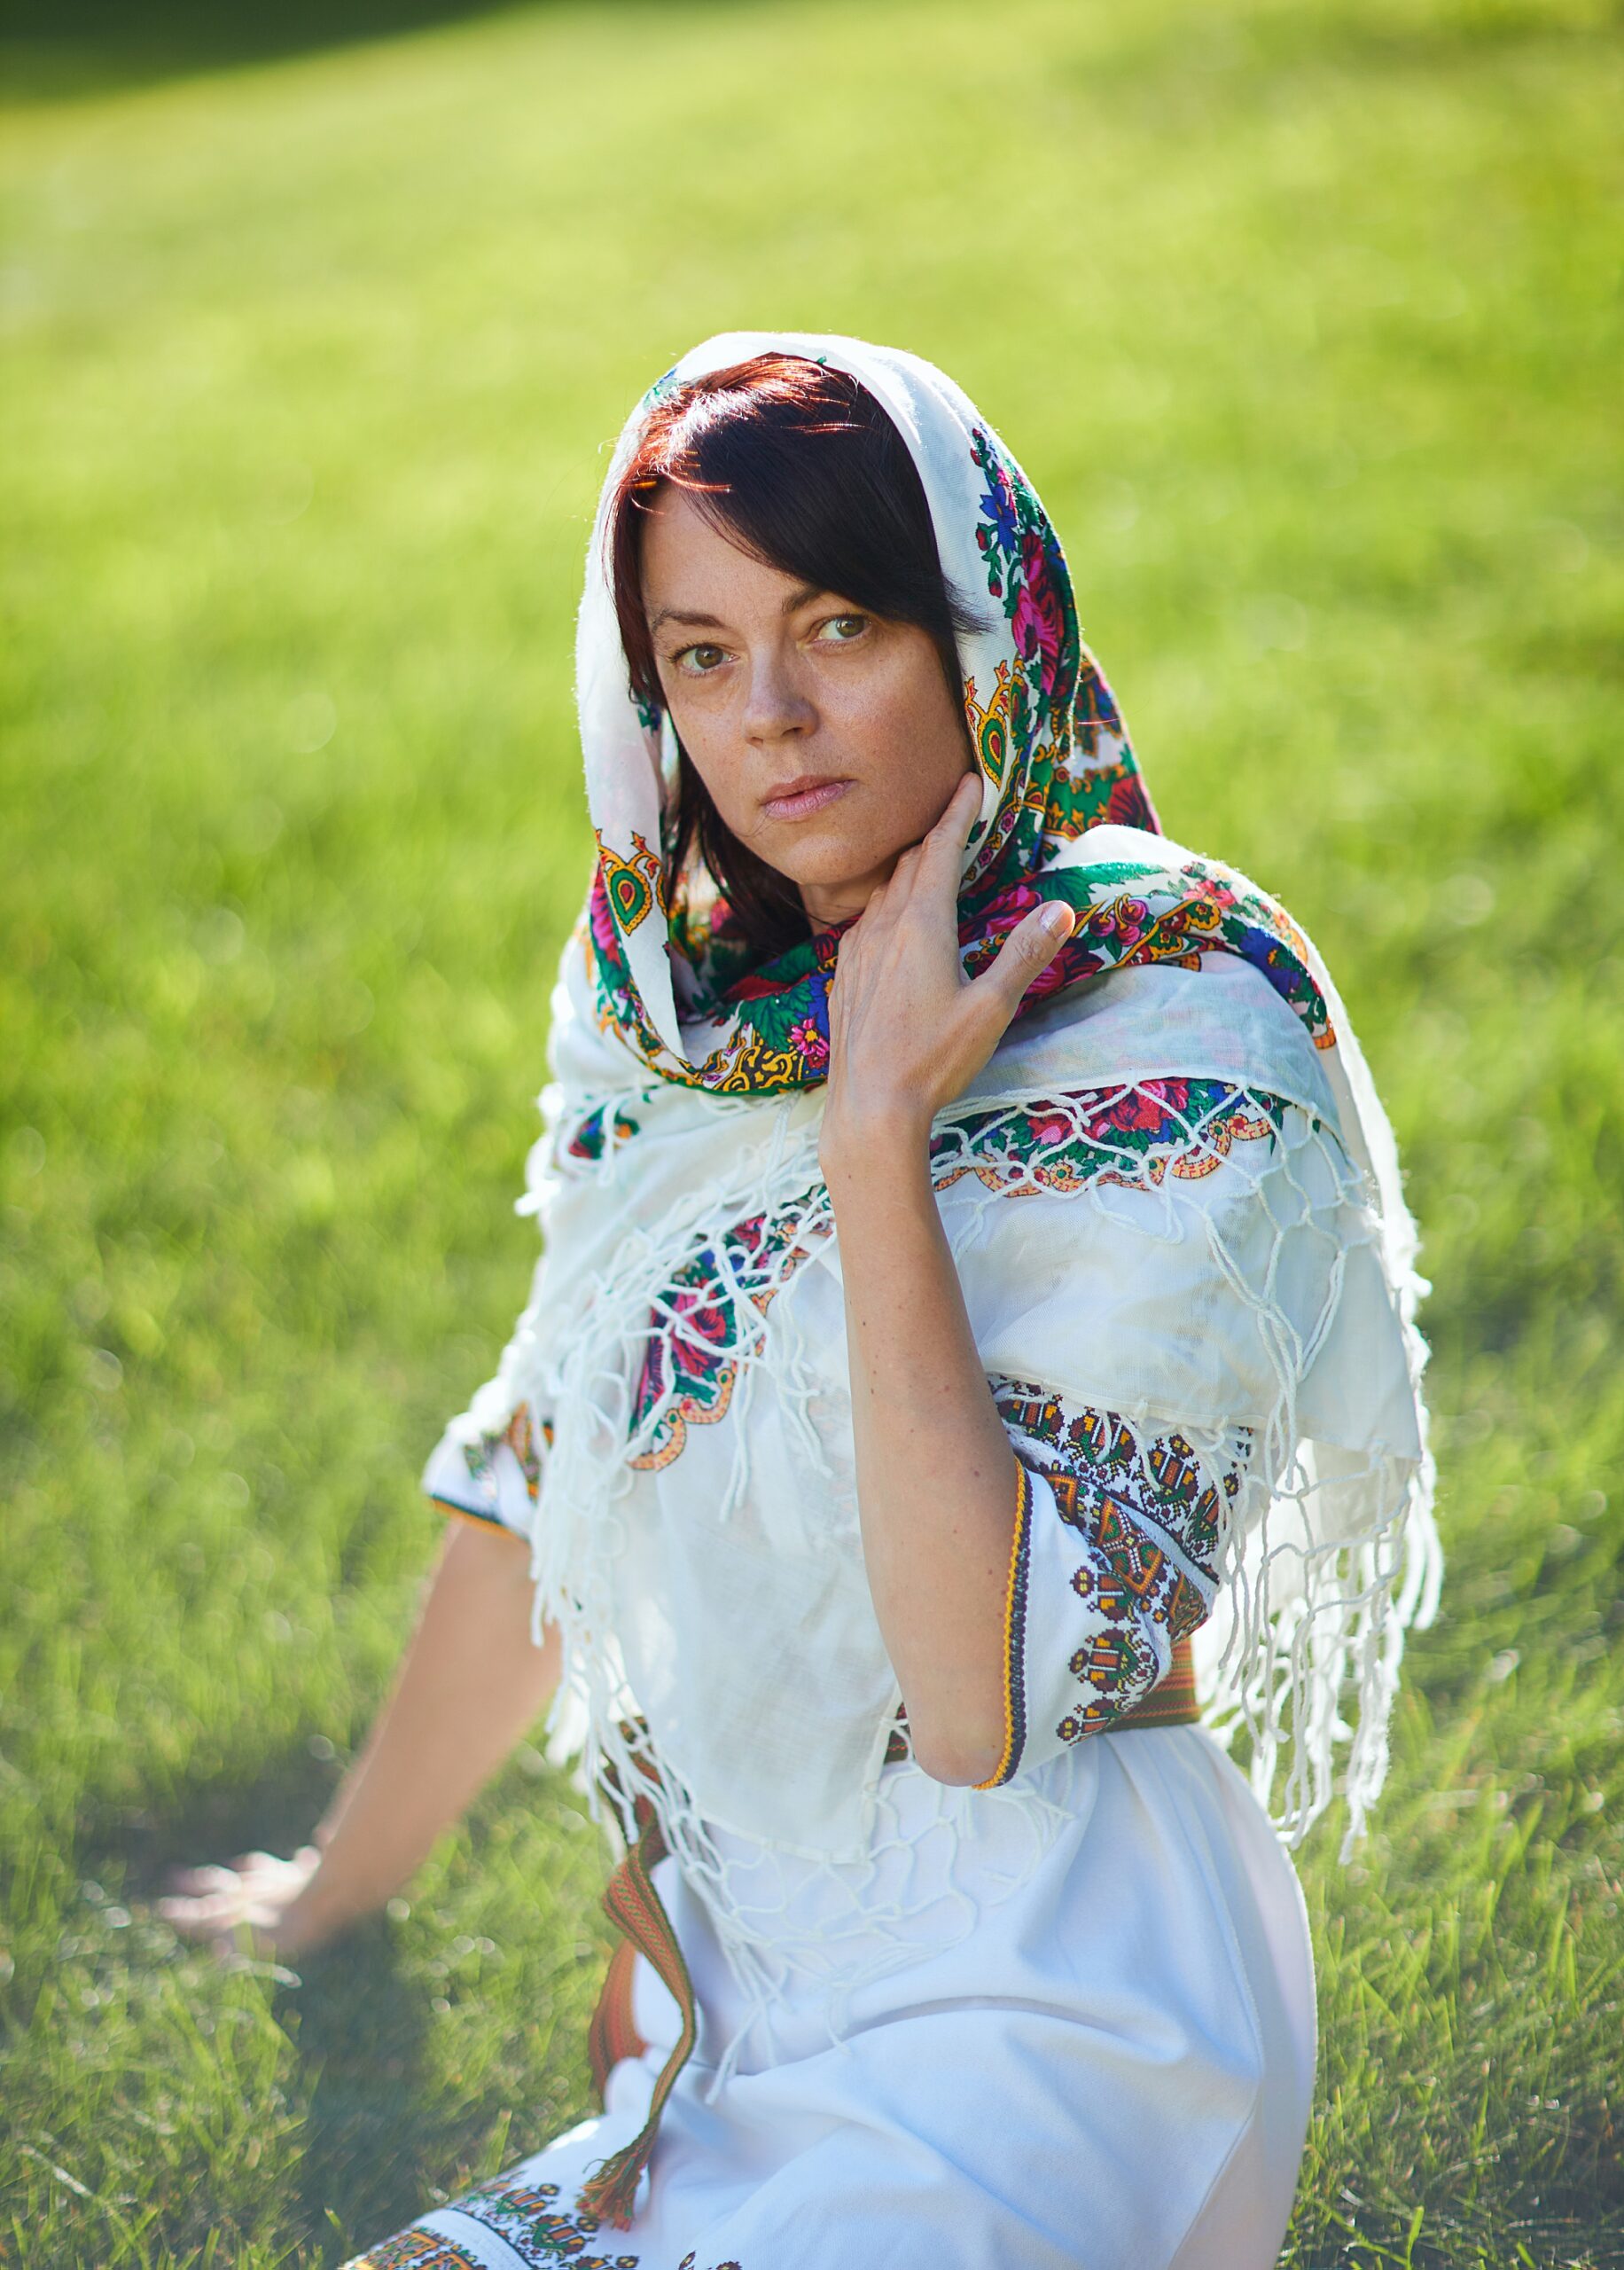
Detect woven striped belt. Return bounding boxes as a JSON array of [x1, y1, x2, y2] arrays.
[[574, 1636, 1199, 2229]]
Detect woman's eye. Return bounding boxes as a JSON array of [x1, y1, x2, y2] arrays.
[[675, 644, 727, 675], [816, 614, 870, 644]]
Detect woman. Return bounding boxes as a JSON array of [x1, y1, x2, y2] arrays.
[[164, 334, 1440, 2268]]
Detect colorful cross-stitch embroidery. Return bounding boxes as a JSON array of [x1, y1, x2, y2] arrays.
[[445, 2172, 642, 2267], [345, 2235, 488, 2270], [982, 1379, 1249, 1768], [432, 1401, 550, 1530]]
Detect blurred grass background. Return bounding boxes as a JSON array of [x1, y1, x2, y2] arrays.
[[1, 0, 1620, 2260]]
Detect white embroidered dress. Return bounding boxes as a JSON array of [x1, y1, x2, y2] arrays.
[[344, 334, 1437, 2270]]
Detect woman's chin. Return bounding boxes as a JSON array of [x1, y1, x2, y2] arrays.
[[770, 849, 888, 917], [759, 835, 878, 902]]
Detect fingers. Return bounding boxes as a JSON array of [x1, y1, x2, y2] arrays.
[[969, 901, 1074, 1019], [160, 1892, 242, 1934], [939, 768, 981, 826], [921, 771, 980, 878], [162, 1862, 237, 1895], [915, 772, 981, 923], [863, 772, 979, 943], [160, 1886, 284, 1944], [163, 1853, 278, 1895], [159, 1877, 254, 1920], [158, 1850, 308, 1937]]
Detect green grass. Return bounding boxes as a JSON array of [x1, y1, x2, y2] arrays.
[[1, 0, 1620, 2260]]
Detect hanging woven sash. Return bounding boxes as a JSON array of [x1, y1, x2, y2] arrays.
[[576, 1796, 692, 2229], [575, 1636, 1199, 2230]]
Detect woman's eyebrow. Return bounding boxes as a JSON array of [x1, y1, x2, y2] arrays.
[[648, 605, 728, 636], [648, 585, 835, 638]]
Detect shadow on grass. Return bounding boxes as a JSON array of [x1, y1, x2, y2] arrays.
[[110, 1739, 341, 1894], [101, 1745, 472, 2256], [288, 1922, 446, 2257], [2, 0, 532, 102]]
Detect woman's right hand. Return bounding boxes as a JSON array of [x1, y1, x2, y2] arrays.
[[152, 1522, 563, 1969], [158, 1843, 332, 1961]]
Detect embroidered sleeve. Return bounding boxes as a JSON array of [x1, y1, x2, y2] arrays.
[[421, 1402, 549, 1543], [972, 1380, 1249, 1786]]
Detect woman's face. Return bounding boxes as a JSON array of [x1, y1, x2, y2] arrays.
[[640, 488, 975, 930]]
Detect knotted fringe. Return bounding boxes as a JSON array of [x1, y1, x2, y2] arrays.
[[576, 1804, 696, 2232]]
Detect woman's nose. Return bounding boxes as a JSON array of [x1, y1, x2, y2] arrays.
[[740, 649, 816, 744]]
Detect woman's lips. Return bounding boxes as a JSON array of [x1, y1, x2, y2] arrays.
[[760, 776, 852, 822]]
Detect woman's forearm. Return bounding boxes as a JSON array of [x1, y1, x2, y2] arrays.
[[825, 1119, 1019, 1788], [291, 1518, 562, 1942], [812, 772, 1073, 1787]]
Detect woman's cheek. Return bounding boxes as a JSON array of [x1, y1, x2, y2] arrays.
[[669, 708, 745, 826]]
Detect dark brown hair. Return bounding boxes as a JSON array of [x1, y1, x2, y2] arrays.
[[609, 353, 980, 959]]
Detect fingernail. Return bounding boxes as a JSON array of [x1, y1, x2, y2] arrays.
[[1041, 904, 1072, 938]]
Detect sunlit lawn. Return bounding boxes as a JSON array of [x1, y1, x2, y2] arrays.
[[1, 0, 1620, 2260]]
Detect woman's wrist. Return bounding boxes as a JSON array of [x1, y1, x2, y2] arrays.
[[820, 1099, 933, 1192], [277, 1850, 365, 1953]]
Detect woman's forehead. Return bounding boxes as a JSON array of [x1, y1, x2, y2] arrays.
[[640, 489, 845, 629]]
